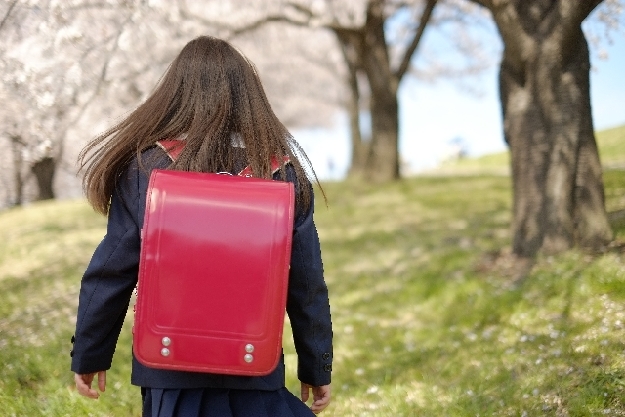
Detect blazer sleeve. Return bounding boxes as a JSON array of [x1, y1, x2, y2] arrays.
[[70, 163, 141, 374], [283, 168, 333, 387]]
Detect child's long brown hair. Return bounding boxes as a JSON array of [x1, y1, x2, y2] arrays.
[[79, 36, 321, 215]]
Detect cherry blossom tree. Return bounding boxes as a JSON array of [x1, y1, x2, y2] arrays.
[[0, 0, 491, 205], [179, 0, 441, 180], [0, 1, 124, 202], [0, 0, 197, 205]]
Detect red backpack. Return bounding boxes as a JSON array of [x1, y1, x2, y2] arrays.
[[133, 140, 294, 376]]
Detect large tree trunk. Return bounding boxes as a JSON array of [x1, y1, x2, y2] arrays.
[[494, 1, 611, 256], [361, 0, 400, 181], [569, 30, 612, 250], [31, 157, 56, 201]]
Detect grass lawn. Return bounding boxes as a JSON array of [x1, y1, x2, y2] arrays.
[[434, 123, 625, 176], [1, 126, 625, 416]]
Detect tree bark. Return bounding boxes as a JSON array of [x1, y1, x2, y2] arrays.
[[31, 157, 56, 201], [336, 28, 369, 179], [492, 0, 611, 256], [346, 84, 370, 179], [10, 135, 24, 206], [361, 0, 399, 181], [569, 29, 612, 250]]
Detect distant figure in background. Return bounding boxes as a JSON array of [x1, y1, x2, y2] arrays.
[[70, 36, 333, 416], [327, 157, 335, 179], [441, 137, 468, 163]]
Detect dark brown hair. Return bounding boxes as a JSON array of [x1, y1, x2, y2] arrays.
[[79, 35, 321, 215]]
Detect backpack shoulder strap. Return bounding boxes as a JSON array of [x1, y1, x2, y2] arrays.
[[156, 139, 185, 162], [156, 139, 289, 177], [237, 156, 291, 178]]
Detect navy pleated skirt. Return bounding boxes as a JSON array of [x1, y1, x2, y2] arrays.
[[141, 387, 316, 417]]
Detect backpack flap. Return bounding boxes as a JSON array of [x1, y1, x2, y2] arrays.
[[134, 169, 294, 375]]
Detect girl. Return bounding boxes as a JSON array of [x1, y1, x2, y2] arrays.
[[70, 36, 332, 416]]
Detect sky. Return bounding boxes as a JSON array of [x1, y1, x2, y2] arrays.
[[292, 20, 625, 181]]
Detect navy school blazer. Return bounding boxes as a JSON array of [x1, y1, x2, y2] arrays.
[[70, 146, 332, 389]]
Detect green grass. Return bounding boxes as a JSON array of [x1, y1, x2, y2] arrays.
[[597, 125, 625, 168], [435, 124, 625, 175], [2, 128, 625, 415]]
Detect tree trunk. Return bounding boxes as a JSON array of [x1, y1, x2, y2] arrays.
[[325, 0, 435, 181], [361, 0, 400, 182], [31, 157, 56, 201], [10, 135, 24, 206], [346, 99, 369, 179], [365, 77, 399, 181], [495, 1, 611, 256], [336, 29, 370, 180], [570, 29, 612, 250]]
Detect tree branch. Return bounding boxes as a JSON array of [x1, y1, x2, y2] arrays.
[[563, 0, 604, 27], [228, 14, 311, 38], [177, 0, 314, 39], [561, 0, 603, 62], [64, 2, 120, 12], [468, 0, 494, 9], [478, 0, 531, 71], [55, 16, 130, 164], [0, 0, 19, 33], [176, 0, 231, 32], [285, 1, 314, 19], [394, 0, 437, 81]]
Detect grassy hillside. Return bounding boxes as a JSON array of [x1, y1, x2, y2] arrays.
[[1, 150, 625, 415], [597, 125, 625, 168], [435, 124, 625, 175]]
